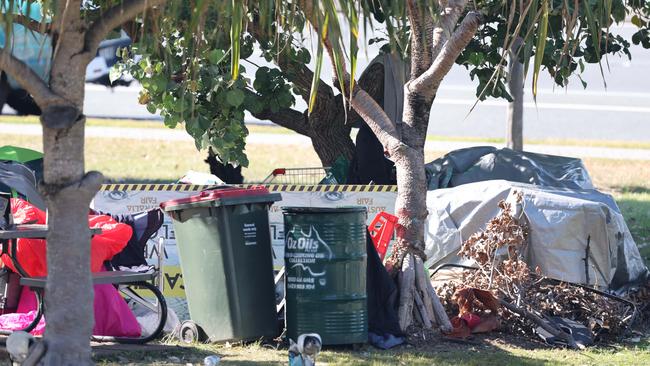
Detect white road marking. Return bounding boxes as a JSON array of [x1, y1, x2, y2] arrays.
[[439, 84, 650, 99], [434, 98, 650, 113]]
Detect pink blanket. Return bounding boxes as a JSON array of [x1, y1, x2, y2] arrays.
[[0, 283, 141, 337]]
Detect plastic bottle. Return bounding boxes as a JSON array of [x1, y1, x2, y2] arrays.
[[204, 355, 221, 366]]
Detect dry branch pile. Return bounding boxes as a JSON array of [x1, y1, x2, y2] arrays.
[[435, 192, 650, 347]]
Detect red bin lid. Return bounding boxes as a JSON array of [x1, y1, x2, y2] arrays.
[[160, 186, 271, 210]]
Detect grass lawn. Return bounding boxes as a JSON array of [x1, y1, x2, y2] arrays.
[[2, 117, 650, 365], [94, 337, 650, 366]]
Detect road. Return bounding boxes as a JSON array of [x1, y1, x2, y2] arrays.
[[3, 23, 648, 142]]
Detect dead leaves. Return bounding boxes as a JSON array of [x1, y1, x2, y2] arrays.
[[453, 288, 500, 317], [436, 191, 649, 344]]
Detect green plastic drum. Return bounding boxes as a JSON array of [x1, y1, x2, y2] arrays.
[[283, 206, 368, 345], [162, 187, 281, 343]]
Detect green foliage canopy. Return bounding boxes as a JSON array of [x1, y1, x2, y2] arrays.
[[113, 0, 650, 166]]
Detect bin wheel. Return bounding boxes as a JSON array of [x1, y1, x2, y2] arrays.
[[179, 321, 204, 344]]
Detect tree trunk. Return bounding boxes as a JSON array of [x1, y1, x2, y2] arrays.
[[39, 19, 99, 365], [41, 123, 100, 365], [310, 0, 477, 334], [506, 37, 524, 151], [391, 142, 431, 328], [309, 123, 355, 167]]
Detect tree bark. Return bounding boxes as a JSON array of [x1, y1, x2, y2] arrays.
[[0, 1, 162, 363], [345, 1, 480, 334], [36, 6, 100, 362], [397, 253, 415, 332], [38, 1, 162, 363], [506, 37, 524, 151], [308, 119, 356, 167]]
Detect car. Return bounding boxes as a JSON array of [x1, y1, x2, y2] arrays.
[[86, 30, 135, 87]]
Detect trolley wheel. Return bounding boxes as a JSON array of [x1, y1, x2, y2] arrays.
[[179, 320, 204, 344]]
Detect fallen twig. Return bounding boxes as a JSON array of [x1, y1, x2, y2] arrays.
[[499, 298, 581, 349]]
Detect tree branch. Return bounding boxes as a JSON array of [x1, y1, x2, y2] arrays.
[[84, 0, 166, 54], [277, 53, 334, 105], [292, 0, 401, 155], [302, 4, 400, 153], [0, 48, 64, 107], [406, 0, 433, 78], [410, 11, 481, 99], [431, 0, 468, 61], [250, 107, 310, 136], [350, 81, 404, 156], [347, 61, 384, 127]]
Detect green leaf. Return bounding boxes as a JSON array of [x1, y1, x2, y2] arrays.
[[631, 15, 644, 28], [468, 52, 485, 66], [308, 40, 325, 115], [245, 94, 263, 114], [583, 0, 606, 87], [348, 1, 359, 102], [226, 89, 245, 107], [146, 103, 157, 114], [109, 66, 123, 83], [208, 49, 226, 65], [578, 58, 585, 73], [522, 0, 539, 78], [230, 0, 243, 80], [532, 0, 549, 101]]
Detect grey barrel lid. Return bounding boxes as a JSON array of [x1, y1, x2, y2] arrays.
[[282, 206, 367, 214]]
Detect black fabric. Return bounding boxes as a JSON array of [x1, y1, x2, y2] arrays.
[[205, 152, 244, 184], [0, 193, 12, 230], [7, 88, 41, 116], [95, 208, 165, 268], [0, 268, 21, 313], [366, 232, 402, 336], [347, 122, 396, 185], [23, 159, 43, 183], [535, 317, 594, 347]]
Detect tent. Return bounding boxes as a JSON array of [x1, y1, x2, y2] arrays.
[[424, 180, 648, 291]]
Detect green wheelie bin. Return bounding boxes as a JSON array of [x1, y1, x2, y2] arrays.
[[161, 186, 281, 343]]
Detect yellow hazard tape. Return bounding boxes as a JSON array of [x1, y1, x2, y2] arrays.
[[100, 184, 397, 192]]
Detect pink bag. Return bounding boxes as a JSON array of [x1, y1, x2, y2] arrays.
[[0, 284, 141, 337]]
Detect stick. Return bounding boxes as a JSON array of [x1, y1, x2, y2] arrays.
[[414, 289, 433, 329], [499, 299, 580, 349], [414, 257, 436, 323], [583, 235, 591, 285], [397, 254, 416, 332], [425, 274, 453, 332]]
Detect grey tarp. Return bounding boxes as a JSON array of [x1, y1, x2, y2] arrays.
[[425, 146, 594, 190], [424, 180, 648, 290]]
